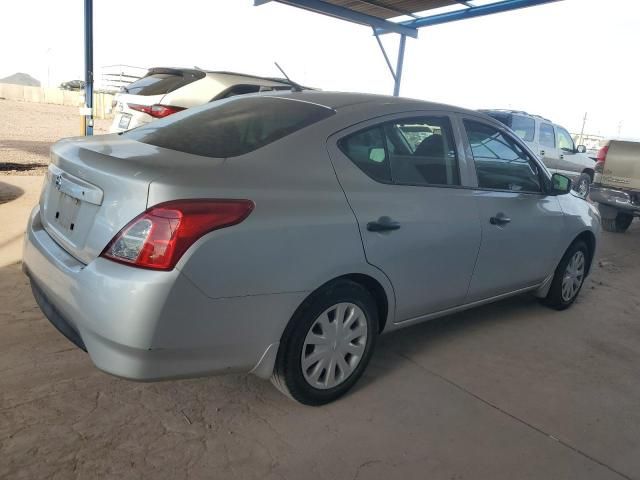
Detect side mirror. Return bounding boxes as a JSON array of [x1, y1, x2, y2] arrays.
[[576, 145, 587, 153], [368, 147, 386, 163], [551, 173, 572, 195]]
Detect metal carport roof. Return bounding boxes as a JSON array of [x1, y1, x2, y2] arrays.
[[81, 0, 562, 135], [255, 0, 562, 96]]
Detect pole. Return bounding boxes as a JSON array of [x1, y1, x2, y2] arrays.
[[577, 112, 587, 146], [393, 34, 406, 97], [84, 0, 94, 135]]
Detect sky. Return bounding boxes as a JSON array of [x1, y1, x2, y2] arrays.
[[2, 0, 639, 138]]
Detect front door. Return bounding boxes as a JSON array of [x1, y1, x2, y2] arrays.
[[555, 125, 581, 176], [460, 118, 565, 302], [327, 113, 482, 322], [538, 121, 561, 171]]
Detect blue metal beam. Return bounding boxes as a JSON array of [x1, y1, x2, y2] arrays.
[[84, 0, 93, 135], [393, 35, 406, 97], [255, 0, 418, 38], [395, 0, 561, 30]]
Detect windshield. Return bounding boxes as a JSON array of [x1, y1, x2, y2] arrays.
[[125, 70, 204, 96]]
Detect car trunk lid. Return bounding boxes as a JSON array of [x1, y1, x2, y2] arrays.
[[40, 136, 206, 264]]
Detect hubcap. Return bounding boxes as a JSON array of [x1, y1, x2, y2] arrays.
[[301, 302, 368, 390], [577, 178, 589, 196], [561, 250, 585, 302]]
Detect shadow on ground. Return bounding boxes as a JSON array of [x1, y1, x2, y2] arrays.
[[0, 139, 53, 157], [0, 181, 24, 204]]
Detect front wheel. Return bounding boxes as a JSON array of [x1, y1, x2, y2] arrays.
[[271, 280, 378, 405], [542, 240, 589, 310], [573, 173, 591, 198]]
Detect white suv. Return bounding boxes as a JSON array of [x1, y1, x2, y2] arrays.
[[110, 68, 295, 133], [482, 110, 596, 196]]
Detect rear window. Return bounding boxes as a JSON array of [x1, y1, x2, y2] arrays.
[[125, 69, 204, 96], [125, 96, 335, 158], [510, 115, 535, 142], [485, 112, 535, 142]]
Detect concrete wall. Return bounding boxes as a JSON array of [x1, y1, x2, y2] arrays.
[[0, 83, 114, 119]]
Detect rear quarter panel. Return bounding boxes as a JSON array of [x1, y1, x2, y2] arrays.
[[147, 120, 396, 319]]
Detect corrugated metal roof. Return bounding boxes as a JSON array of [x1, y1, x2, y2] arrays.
[[323, 1, 459, 19]]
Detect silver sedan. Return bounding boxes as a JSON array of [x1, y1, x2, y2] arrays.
[[23, 91, 600, 405]]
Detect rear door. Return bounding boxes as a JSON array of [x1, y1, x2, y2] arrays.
[[459, 117, 565, 301], [328, 112, 482, 322]]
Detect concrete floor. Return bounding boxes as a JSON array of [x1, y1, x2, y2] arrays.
[[1, 177, 640, 478]]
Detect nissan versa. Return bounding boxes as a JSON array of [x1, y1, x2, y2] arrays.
[[23, 92, 600, 405]]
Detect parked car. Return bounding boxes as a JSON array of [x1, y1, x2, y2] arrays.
[[481, 110, 596, 196], [24, 92, 600, 405], [109, 68, 297, 132], [590, 139, 640, 232], [59, 80, 85, 91]]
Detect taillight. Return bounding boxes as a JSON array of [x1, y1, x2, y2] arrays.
[[127, 103, 186, 118], [101, 199, 254, 270], [595, 144, 609, 174]]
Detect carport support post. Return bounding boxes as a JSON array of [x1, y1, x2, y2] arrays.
[[84, 0, 94, 136], [393, 34, 406, 97]]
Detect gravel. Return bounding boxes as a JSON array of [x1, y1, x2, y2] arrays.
[[0, 98, 111, 175]]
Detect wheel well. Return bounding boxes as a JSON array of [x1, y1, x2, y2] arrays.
[[339, 274, 389, 333], [582, 168, 594, 181], [574, 230, 596, 274]]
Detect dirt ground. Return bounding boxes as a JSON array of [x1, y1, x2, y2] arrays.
[[0, 98, 110, 175], [1, 102, 640, 480]]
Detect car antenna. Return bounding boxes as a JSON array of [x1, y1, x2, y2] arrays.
[[274, 62, 303, 92]]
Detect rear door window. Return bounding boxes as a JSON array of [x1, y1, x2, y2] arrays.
[[539, 123, 556, 148], [339, 116, 459, 186], [510, 115, 535, 142], [125, 69, 204, 96], [484, 112, 534, 142], [126, 96, 335, 158], [339, 127, 391, 183]]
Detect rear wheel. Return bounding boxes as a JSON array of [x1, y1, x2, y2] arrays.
[[271, 280, 378, 405], [601, 212, 633, 233], [542, 240, 589, 310]]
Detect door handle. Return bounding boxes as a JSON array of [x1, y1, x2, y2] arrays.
[[560, 153, 564, 160], [367, 217, 401, 232], [540, 150, 545, 157], [490, 213, 511, 226]]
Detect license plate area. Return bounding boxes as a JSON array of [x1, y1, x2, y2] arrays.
[[118, 114, 131, 130], [53, 190, 82, 233]]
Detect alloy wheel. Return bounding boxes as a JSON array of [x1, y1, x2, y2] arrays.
[[577, 178, 590, 197]]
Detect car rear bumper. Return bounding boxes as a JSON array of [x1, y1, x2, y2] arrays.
[[23, 206, 305, 380], [590, 184, 640, 215]]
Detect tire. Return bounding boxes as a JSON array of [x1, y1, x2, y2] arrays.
[[601, 212, 633, 233], [573, 173, 591, 198], [542, 240, 589, 310], [271, 280, 378, 405]]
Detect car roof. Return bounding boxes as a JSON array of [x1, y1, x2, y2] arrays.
[[262, 90, 481, 116], [481, 109, 553, 124]]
